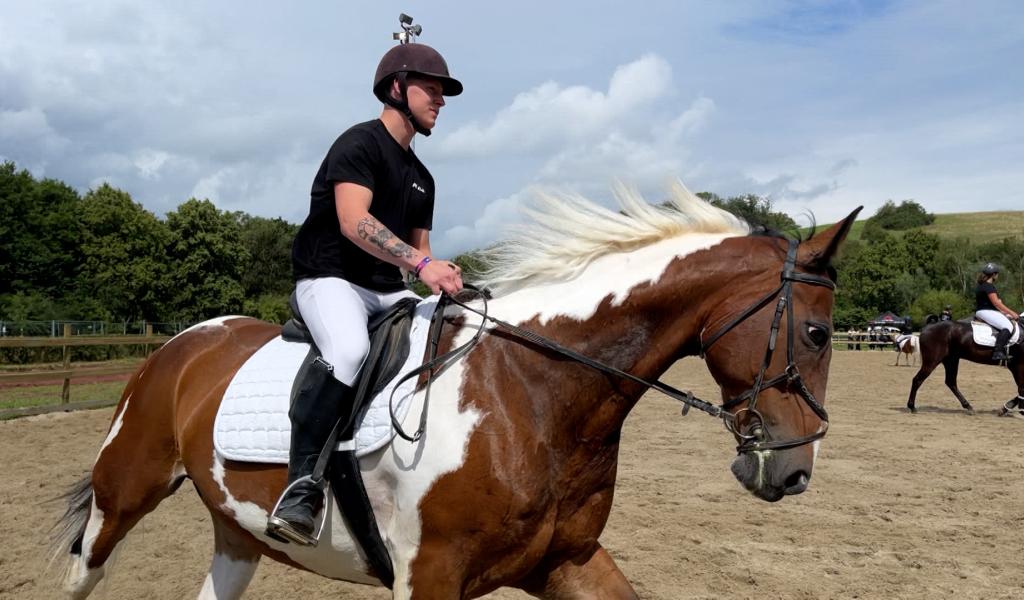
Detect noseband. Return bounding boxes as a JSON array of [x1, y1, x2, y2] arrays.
[[700, 239, 835, 452], [392, 239, 835, 455]]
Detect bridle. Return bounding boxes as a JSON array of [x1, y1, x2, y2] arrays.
[[699, 239, 835, 452], [390, 239, 835, 454]]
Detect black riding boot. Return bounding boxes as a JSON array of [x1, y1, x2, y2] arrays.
[[266, 358, 354, 546], [991, 329, 1012, 361]]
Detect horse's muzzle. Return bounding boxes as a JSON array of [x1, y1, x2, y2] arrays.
[[730, 451, 811, 502]]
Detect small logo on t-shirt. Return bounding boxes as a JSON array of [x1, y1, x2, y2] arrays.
[[411, 182, 426, 194]]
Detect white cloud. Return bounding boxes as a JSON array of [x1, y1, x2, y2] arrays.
[[436, 54, 674, 158], [434, 192, 529, 257], [134, 150, 172, 180], [0, 108, 70, 171], [2, 1, 1022, 244], [431, 57, 718, 254]]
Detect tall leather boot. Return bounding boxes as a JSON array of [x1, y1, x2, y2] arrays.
[[266, 357, 354, 546], [991, 329, 1011, 361]]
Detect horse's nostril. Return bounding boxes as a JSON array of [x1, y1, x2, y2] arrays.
[[784, 470, 810, 494]]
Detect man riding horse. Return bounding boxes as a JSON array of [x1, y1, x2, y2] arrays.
[[268, 39, 465, 543], [975, 263, 1020, 361]]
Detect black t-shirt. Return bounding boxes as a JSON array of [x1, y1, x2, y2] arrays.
[[292, 119, 435, 291], [976, 282, 998, 311]]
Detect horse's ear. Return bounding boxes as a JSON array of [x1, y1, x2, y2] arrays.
[[800, 206, 863, 269]]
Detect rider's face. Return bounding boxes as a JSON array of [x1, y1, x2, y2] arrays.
[[403, 76, 445, 130]]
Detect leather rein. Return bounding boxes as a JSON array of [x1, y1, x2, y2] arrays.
[[390, 239, 834, 454]]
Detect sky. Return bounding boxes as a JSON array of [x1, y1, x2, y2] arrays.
[[2, 1, 1022, 257]]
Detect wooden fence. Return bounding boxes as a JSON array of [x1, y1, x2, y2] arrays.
[[0, 324, 170, 419], [831, 332, 901, 351], [0, 326, 905, 420]]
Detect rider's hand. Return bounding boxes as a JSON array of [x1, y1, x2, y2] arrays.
[[418, 259, 463, 296]]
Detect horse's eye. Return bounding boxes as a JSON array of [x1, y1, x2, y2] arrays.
[[807, 325, 830, 348]]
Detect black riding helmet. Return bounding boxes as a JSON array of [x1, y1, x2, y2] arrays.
[[373, 43, 462, 137]]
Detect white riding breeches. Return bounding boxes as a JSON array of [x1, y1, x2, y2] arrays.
[[976, 309, 1012, 332], [295, 277, 420, 386]]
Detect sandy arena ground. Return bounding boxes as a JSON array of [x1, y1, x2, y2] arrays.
[[2, 351, 1022, 599]]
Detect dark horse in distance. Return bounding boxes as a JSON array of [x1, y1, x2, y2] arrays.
[[907, 318, 1024, 414]]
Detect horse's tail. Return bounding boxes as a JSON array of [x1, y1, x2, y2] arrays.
[[48, 474, 93, 573]]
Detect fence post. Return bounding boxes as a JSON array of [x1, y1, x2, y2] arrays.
[[144, 323, 153, 356], [61, 323, 72, 405]]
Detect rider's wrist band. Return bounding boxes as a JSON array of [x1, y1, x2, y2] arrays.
[[414, 256, 432, 277]]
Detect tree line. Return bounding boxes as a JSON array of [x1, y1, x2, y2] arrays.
[[1, 161, 296, 324], [2, 161, 1021, 331], [830, 202, 1022, 329]]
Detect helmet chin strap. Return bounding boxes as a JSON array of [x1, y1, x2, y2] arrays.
[[384, 73, 432, 137]]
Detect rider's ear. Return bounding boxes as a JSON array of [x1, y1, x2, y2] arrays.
[[800, 207, 862, 272]]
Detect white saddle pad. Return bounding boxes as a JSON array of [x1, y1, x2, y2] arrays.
[[971, 320, 1021, 347], [213, 297, 438, 463]]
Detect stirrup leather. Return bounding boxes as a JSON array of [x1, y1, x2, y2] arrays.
[[265, 476, 329, 547]]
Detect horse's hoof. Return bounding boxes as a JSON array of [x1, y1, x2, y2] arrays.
[[907, 406, 917, 414], [964, 409, 975, 416]]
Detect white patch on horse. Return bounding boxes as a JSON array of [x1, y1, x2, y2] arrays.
[[97, 393, 130, 459], [379, 329, 484, 597], [197, 552, 258, 600], [208, 450, 378, 584], [484, 234, 736, 327], [211, 451, 269, 529], [755, 449, 771, 490], [65, 497, 107, 597], [166, 315, 247, 346]]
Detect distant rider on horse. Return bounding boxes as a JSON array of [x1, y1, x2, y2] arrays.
[[267, 39, 464, 543], [939, 305, 953, 321], [975, 263, 1020, 361]]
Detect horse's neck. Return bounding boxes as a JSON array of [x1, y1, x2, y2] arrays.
[[482, 236, 729, 440]]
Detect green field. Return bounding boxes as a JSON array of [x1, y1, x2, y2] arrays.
[[0, 381, 125, 412], [0, 359, 133, 416], [809, 210, 1024, 242]]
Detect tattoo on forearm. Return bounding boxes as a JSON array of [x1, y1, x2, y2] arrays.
[[357, 217, 415, 259]]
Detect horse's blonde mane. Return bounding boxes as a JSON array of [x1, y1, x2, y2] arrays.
[[476, 181, 750, 295]]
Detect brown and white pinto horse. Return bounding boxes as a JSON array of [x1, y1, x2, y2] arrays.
[[56, 185, 858, 599], [893, 333, 920, 366]]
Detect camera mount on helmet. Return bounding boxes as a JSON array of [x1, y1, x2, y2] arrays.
[[374, 14, 462, 137], [394, 13, 422, 44]]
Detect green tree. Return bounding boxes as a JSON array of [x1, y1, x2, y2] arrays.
[[165, 199, 249, 320], [696, 192, 798, 232], [237, 214, 298, 298], [243, 293, 292, 323], [0, 163, 82, 302], [75, 184, 172, 321], [977, 237, 1024, 306], [931, 237, 982, 295], [908, 289, 972, 327], [866, 199, 934, 231]]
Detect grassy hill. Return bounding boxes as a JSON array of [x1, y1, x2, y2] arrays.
[[809, 210, 1024, 242]]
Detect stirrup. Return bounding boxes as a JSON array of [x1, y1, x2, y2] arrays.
[[265, 476, 329, 547]]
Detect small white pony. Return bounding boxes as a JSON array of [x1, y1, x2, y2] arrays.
[[893, 333, 920, 366]]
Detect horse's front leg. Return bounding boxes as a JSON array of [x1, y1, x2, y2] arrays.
[[519, 545, 638, 600], [942, 357, 973, 413]]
